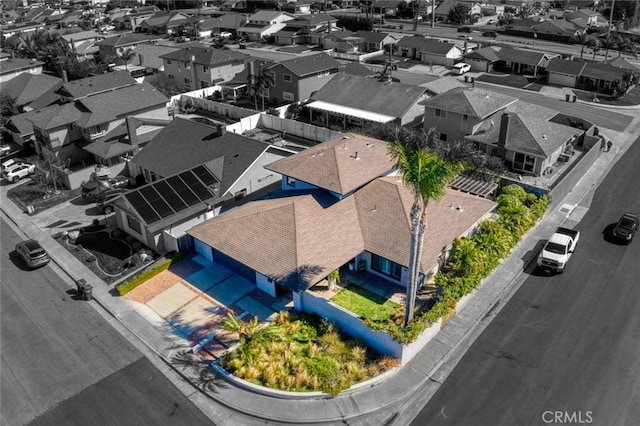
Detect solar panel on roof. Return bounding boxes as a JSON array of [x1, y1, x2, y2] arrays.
[[125, 191, 148, 209], [140, 185, 174, 218], [154, 180, 188, 211], [166, 175, 199, 206], [179, 171, 213, 201], [136, 203, 161, 224], [192, 165, 217, 187]]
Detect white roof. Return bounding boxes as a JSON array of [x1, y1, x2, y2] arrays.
[[306, 100, 395, 123]]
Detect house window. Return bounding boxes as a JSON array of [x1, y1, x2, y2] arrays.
[[371, 254, 402, 280], [282, 91, 294, 101], [434, 108, 447, 118], [168, 74, 174, 80], [513, 152, 535, 172], [283, 73, 292, 82], [286, 176, 296, 187], [127, 215, 142, 234], [440, 133, 448, 142], [201, 81, 209, 88], [167, 59, 172, 64], [184, 77, 191, 85], [203, 65, 209, 73]]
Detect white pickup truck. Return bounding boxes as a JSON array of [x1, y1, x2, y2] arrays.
[[537, 227, 580, 273]]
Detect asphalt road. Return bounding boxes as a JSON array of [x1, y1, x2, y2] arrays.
[[0, 219, 215, 426], [411, 135, 640, 425]]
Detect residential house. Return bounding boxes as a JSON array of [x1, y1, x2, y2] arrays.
[[564, 8, 607, 29], [496, 47, 560, 75], [205, 12, 246, 36], [127, 6, 162, 31], [96, 33, 165, 62], [465, 102, 584, 177], [531, 19, 582, 38], [578, 61, 632, 92], [419, 39, 463, 67], [434, 0, 482, 21], [0, 56, 44, 83], [59, 10, 83, 28], [546, 58, 587, 87], [422, 86, 518, 143], [282, 2, 312, 14], [186, 133, 496, 349], [353, 31, 396, 52], [0, 21, 45, 38], [26, 82, 169, 172], [121, 117, 297, 252], [423, 87, 590, 177], [128, 43, 181, 74], [395, 35, 430, 60], [307, 74, 428, 129], [273, 13, 339, 45], [420, 76, 466, 97], [138, 11, 190, 35], [62, 30, 104, 61], [266, 53, 341, 103], [480, 1, 505, 17], [1, 73, 63, 112], [463, 46, 500, 72], [55, 71, 138, 102], [160, 44, 250, 90], [219, 0, 248, 12], [83, 116, 170, 168], [362, 0, 405, 16], [237, 10, 295, 41], [3, 109, 40, 148]]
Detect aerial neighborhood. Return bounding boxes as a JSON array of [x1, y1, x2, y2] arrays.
[[1, 0, 639, 424]]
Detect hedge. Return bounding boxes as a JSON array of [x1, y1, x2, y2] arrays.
[[364, 185, 550, 344], [115, 251, 184, 296]]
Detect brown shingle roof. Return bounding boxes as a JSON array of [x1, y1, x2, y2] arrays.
[[188, 179, 497, 290], [264, 133, 395, 196]]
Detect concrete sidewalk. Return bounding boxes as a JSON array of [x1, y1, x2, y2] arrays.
[[2, 112, 639, 425]]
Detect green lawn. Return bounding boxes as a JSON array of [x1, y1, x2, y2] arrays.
[[331, 283, 401, 322]]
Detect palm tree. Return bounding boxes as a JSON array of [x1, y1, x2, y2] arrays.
[[389, 128, 463, 326], [570, 32, 590, 60], [587, 37, 601, 61], [118, 47, 136, 72], [248, 62, 275, 111]]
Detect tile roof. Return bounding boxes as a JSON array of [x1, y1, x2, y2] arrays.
[[341, 62, 376, 77], [418, 39, 461, 55], [26, 102, 85, 131], [420, 76, 466, 96], [466, 102, 579, 157], [496, 47, 548, 66], [581, 61, 630, 81], [0, 58, 44, 74], [546, 58, 587, 75], [270, 53, 340, 77], [248, 11, 294, 22], [83, 119, 167, 159], [421, 87, 517, 119], [57, 71, 137, 99], [464, 46, 500, 62], [265, 133, 395, 196], [159, 44, 250, 66], [293, 13, 337, 25], [95, 33, 164, 48], [188, 178, 496, 290], [75, 82, 168, 128], [2, 73, 62, 108], [207, 12, 245, 29], [309, 74, 426, 120], [131, 117, 271, 193]]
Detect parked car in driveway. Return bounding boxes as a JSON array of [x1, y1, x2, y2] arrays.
[[1, 157, 24, 173], [82, 176, 130, 200], [2, 162, 35, 182], [612, 212, 638, 243], [452, 62, 471, 75], [0, 145, 10, 157], [15, 240, 50, 269], [457, 26, 471, 33]]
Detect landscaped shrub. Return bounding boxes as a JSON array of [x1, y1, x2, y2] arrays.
[[219, 312, 399, 396], [363, 185, 550, 344], [115, 251, 183, 296]]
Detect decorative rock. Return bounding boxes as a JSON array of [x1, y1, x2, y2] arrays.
[[68, 230, 80, 240]]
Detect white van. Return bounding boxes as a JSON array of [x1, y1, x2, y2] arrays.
[[452, 63, 471, 75]]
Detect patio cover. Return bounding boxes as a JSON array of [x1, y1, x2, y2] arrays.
[[306, 100, 395, 123]]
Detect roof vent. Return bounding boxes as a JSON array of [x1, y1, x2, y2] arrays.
[[354, 151, 359, 160], [542, 134, 547, 140], [456, 205, 464, 212], [365, 141, 374, 148]]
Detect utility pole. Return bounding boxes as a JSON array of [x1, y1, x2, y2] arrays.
[[604, 0, 615, 62], [432, 0, 436, 28]]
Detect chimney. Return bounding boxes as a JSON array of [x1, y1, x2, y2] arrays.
[[216, 124, 226, 137], [126, 116, 138, 145], [137, 53, 144, 65], [497, 112, 512, 160], [62, 69, 68, 83]]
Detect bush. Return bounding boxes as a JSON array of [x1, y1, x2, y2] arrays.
[[115, 251, 183, 296]]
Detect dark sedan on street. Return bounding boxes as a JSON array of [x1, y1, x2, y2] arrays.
[[612, 212, 638, 243]]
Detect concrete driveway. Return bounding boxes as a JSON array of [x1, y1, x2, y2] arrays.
[[126, 255, 293, 360]]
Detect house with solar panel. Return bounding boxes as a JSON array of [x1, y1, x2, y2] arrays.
[[111, 118, 297, 252], [186, 133, 497, 357]]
